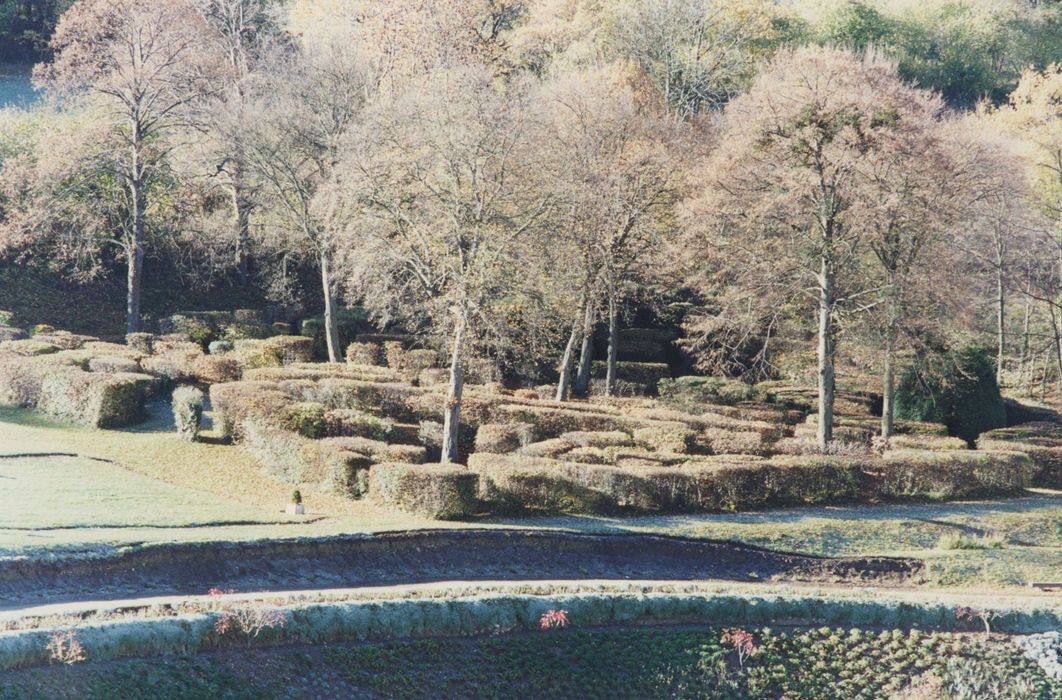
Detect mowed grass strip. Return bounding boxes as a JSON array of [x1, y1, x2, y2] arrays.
[[0, 405, 445, 554], [0, 455, 283, 530]]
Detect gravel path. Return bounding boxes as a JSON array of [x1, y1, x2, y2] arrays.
[[0, 528, 923, 609]]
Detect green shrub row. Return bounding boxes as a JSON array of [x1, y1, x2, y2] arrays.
[[469, 449, 1033, 515], [0, 349, 154, 428], [2, 591, 1060, 672], [979, 422, 1062, 488]]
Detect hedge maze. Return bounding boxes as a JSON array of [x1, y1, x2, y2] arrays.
[[0, 310, 1045, 522]]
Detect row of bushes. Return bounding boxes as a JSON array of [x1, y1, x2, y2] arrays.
[[463, 449, 1034, 516], [0, 343, 154, 428], [979, 422, 1062, 488], [2, 589, 1059, 671]]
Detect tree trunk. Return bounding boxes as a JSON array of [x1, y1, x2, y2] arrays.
[[126, 163, 146, 334], [880, 281, 899, 441], [881, 324, 896, 441], [319, 248, 341, 363], [441, 311, 466, 464], [996, 263, 1006, 385], [1018, 298, 1031, 390], [572, 298, 595, 396], [555, 311, 581, 402], [1051, 304, 1062, 404], [126, 236, 144, 335], [232, 170, 251, 287], [817, 256, 835, 451], [605, 290, 618, 397]]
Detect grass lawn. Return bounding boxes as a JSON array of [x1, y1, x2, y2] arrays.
[[490, 493, 1062, 588], [1, 627, 1056, 700], [0, 405, 447, 558], [3, 402, 1062, 589]]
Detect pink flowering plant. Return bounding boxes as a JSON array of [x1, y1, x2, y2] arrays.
[[721, 628, 758, 667], [539, 609, 570, 631], [47, 629, 86, 665]]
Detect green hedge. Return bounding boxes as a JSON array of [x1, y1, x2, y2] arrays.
[[471, 453, 861, 514], [470, 448, 1033, 515], [2, 591, 1060, 672], [979, 423, 1062, 488], [369, 463, 478, 519]]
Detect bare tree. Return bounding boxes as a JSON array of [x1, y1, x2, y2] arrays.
[[193, 0, 281, 286], [684, 47, 943, 450], [35, 0, 222, 333], [244, 42, 370, 362], [327, 68, 552, 462], [540, 64, 680, 398]]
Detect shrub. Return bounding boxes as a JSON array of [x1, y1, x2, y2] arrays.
[[632, 423, 696, 454], [696, 427, 771, 456], [874, 449, 1033, 500], [883, 434, 967, 451], [87, 356, 141, 374], [300, 437, 429, 497], [210, 381, 294, 439], [471, 453, 861, 514], [263, 336, 313, 365], [172, 385, 205, 441], [208, 340, 234, 355], [369, 463, 478, 519], [475, 423, 533, 453], [46, 630, 85, 666], [37, 369, 154, 428], [658, 376, 756, 407], [0, 340, 59, 356], [0, 326, 26, 341], [159, 315, 214, 346], [221, 322, 273, 342], [231, 336, 313, 369], [323, 408, 392, 440], [384, 340, 407, 369], [28, 323, 55, 336], [31, 332, 95, 350], [418, 368, 449, 387], [283, 402, 327, 439], [125, 332, 155, 354], [896, 346, 1006, 444], [189, 355, 241, 384], [404, 349, 438, 373], [0, 310, 13, 326], [978, 423, 1062, 488], [345, 341, 383, 366]]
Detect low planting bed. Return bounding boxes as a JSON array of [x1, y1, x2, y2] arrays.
[[2, 624, 1058, 699], [1, 589, 1060, 700]]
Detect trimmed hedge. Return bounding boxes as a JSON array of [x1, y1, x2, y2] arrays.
[[172, 385, 205, 441], [470, 448, 1034, 515], [979, 422, 1062, 488], [658, 375, 757, 407], [475, 423, 534, 454], [0, 340, 59, 356], [37, 369, 153, 428], [873, 449, 1033, 499], [369, 463, 478, 519], [471, 453, 860, 514], [1, 590, 1060, 672], [323, 408, 393, 440]]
